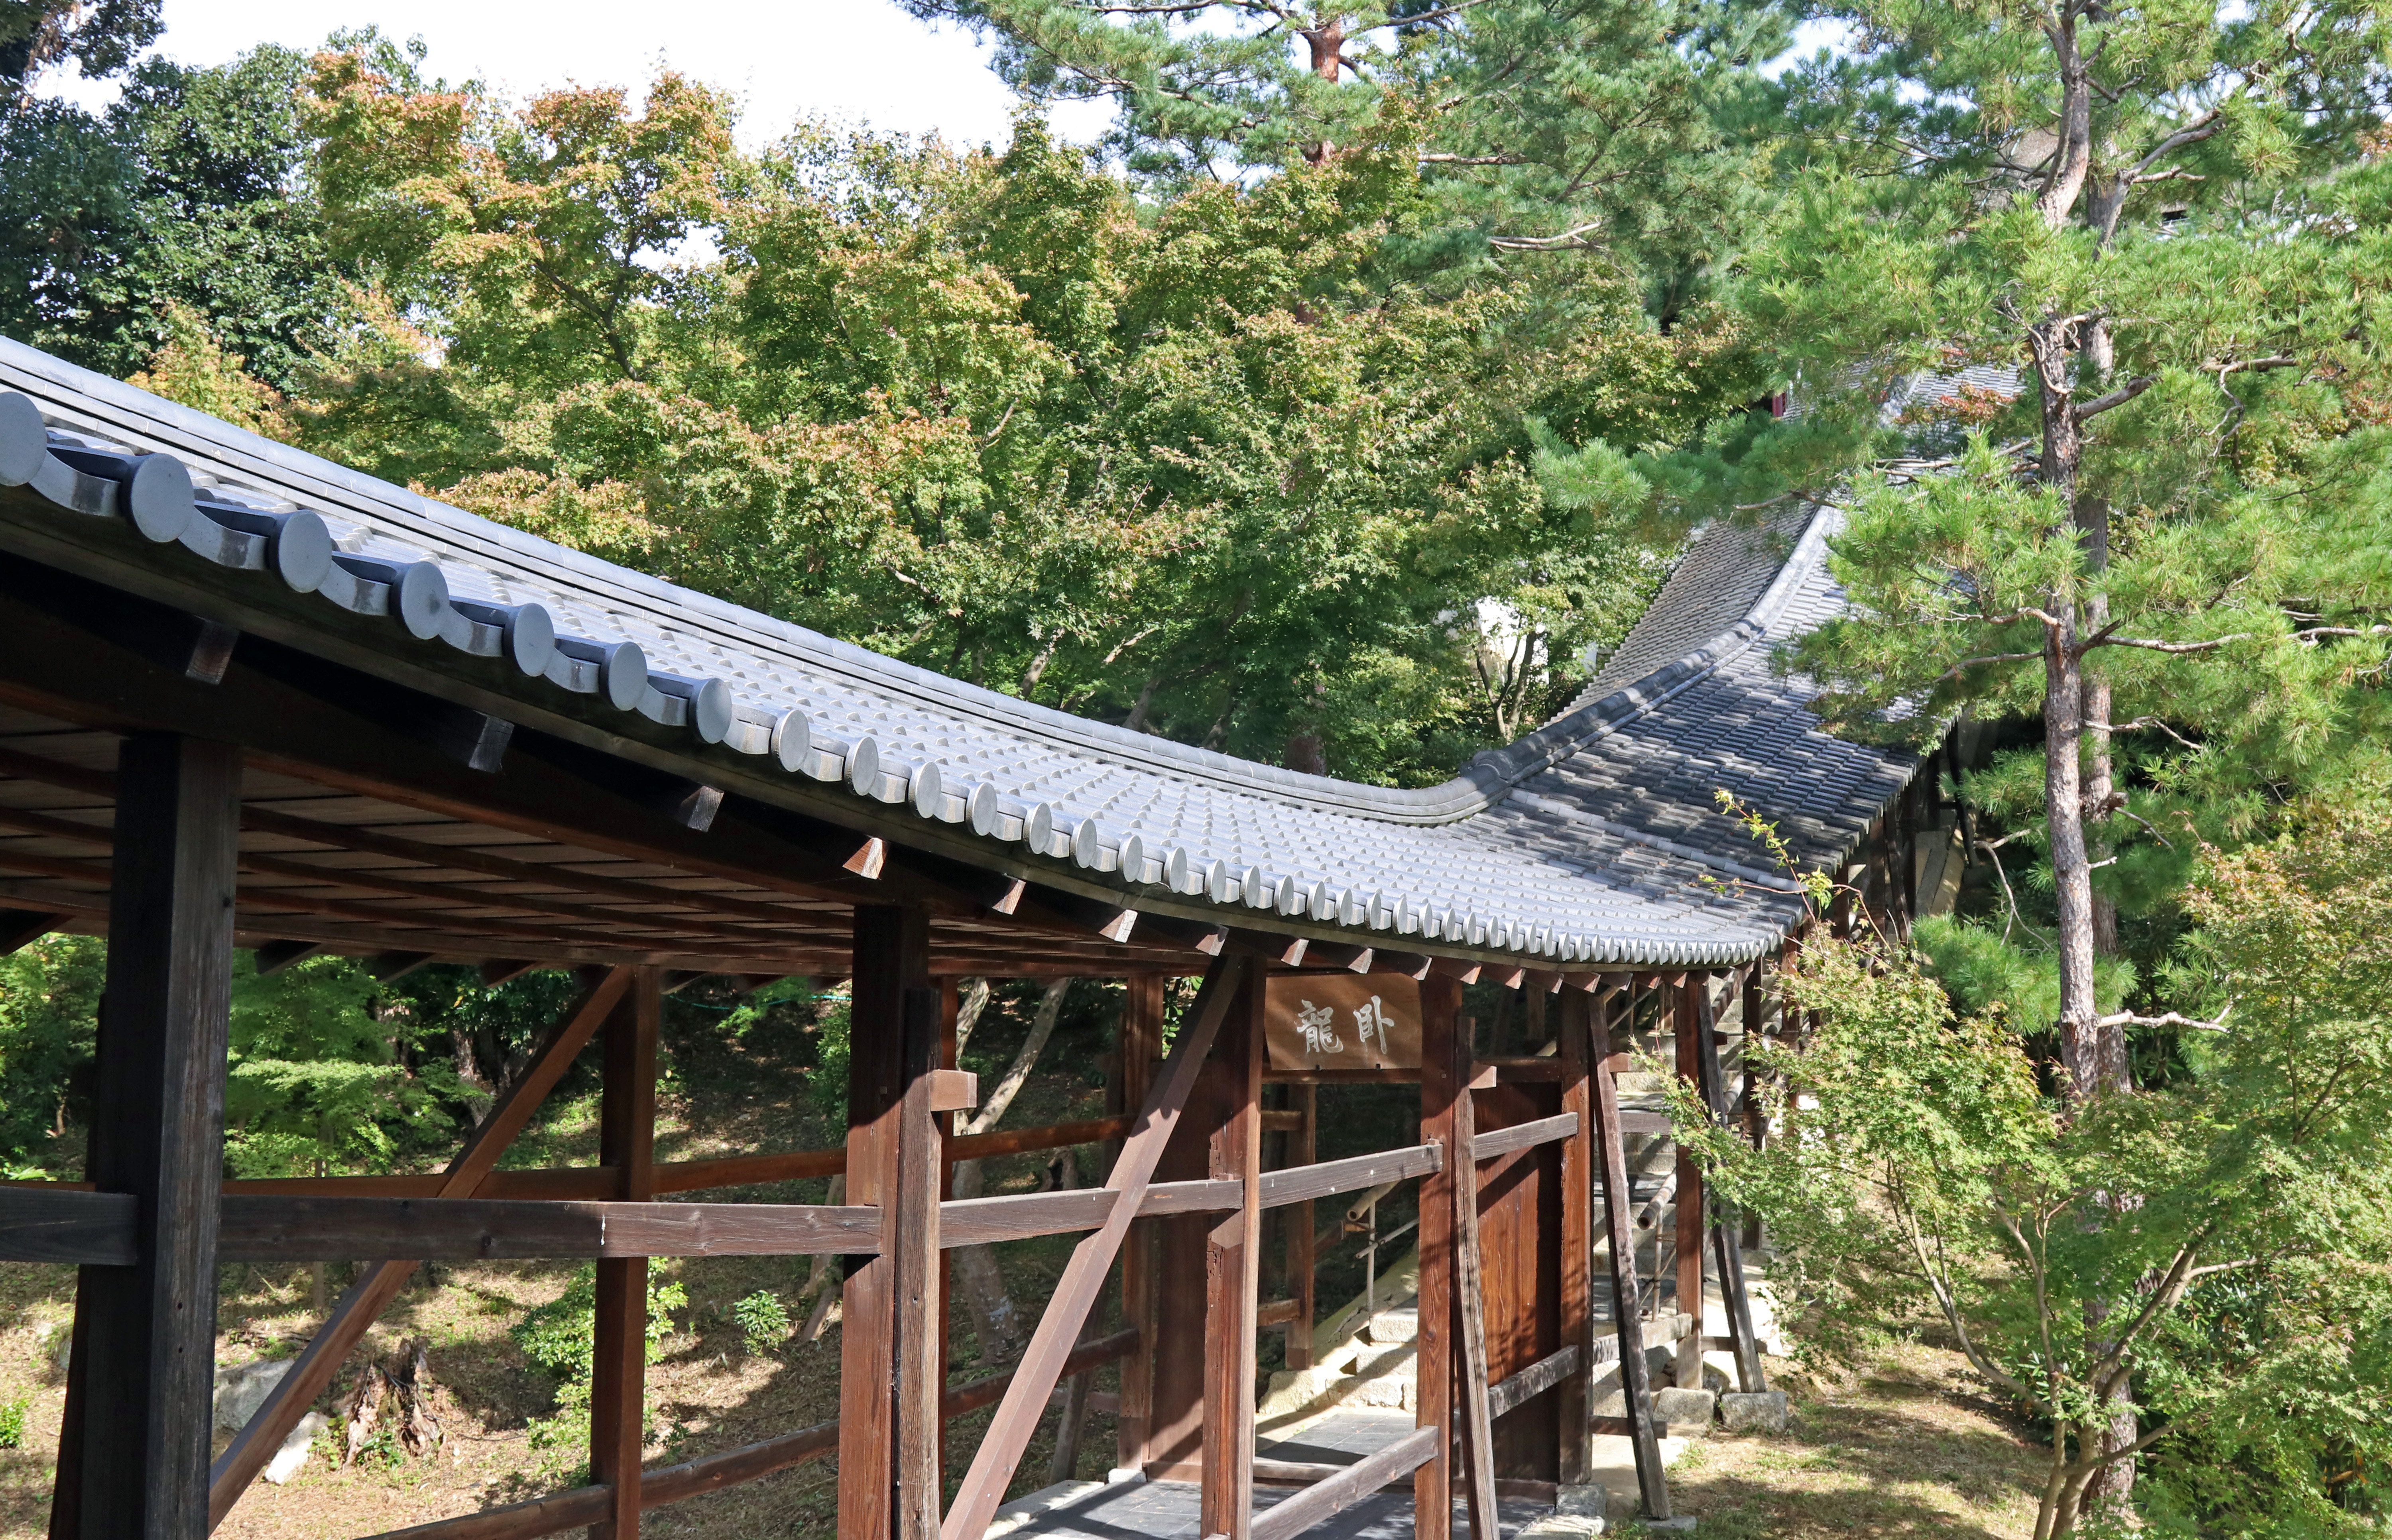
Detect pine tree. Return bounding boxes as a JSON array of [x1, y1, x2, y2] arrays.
[[1720, 2, 2392, 1525]]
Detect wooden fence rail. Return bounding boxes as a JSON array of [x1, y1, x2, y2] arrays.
[[4, 1140, 1445, 1266], [360, 1329, 1143, 1540]]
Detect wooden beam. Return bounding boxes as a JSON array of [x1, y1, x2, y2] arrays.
[[1557, 990, 1595, 1486], [209, 968, 633, 1528], [1450, 1026, 1498, 1540], [895, 986, 944, 1540], [1487, 1344, 1583, 1421], [211, 1197, 881, 1259], [842, 904, 929, 1540], [64, 734, 240, 1540], [1466, 1112, 1578, 1163], [592, 968, 660, 1540], [1673, 979, 1705, 1387], [352, 1331, 1143, 1540], [1255, 1143, 1441, 1208], [940, 954, 1249, 1540], [1695, 987, 1767, 1394], [0, 1188, 134, 1264], [1591, 1048, 1672, 1522], [0, 905, 65, 955], [1116, 973, 1163, 1478], [1248, 1426, 1440, 1540], [1415, 974, 1458, 1540], [252, 938, 327, 976], [1200, 961, 1264, 1540], [1283, 1083, 1316, 1371]]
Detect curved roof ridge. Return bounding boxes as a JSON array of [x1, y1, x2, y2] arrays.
[[0, 337, 1914, 969], [0, 336, 1838, 829]]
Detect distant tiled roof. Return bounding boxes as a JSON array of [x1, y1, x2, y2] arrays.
[[0, 338, 1917, 968]]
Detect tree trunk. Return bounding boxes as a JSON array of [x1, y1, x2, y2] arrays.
[[2035, 4, 2093, 229]]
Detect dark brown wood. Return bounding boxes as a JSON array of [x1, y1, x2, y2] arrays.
[[591, 966, 659, 1540], [1249, 1426, 1442, 1540], [0, 905, 63, 955], [844, 904, 929, 1540], [1467, 1112, 1578, 1162], [0, 1188, 133, 1263], [1487, 1345, 1581, 1421], [210, 968, 633, 1528], [1556, 992, 1594, 1486], [1592, 1051, 1672, 1521], [1414, 974, 1458, 1540], [1472, 1056, 1571, 1081], [66, 734, 240, 1540], [1200, 960, 1266, 1540], [1263, 1067, 1422, 1084], [1116, 973, 1163, 1477], [894, 985, 944, 1540], [1694, 987, 1767, 1394], [356, 1331, 1144, 1540], [1284, 1083, 1316, 1371], [211, 1196, 882, 1259], [1450, 1025, 1498, 1540], [941, 954, 1249, 1540], [1672, 980, 1705, 1378], [1255, 1142, 1442, 1208]]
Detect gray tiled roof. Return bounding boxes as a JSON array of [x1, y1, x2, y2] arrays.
[[0, 338, 1916, 968]]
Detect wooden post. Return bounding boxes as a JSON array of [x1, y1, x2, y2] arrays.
[[1200, 962, 1265, 1540], [65, 735, 240, 1540], [895, 985, 945, 1540], [938, 979, 959, 1486], [1694, 988, 1766, 1394], [844, 904, 930, 1540], [943, 957, 1247, 1540], [1414, 974, 1460, 1540], [1114, 974, 1163, 1477], [1283, 1083, 1316, 1371], [1450, 1031, 1497, 1540], [1672, 979, 1705, 1389], [591, 966, 661, 1539], [1593, 1053, 1672, 1521], [1556, 989, 1595, 1486]]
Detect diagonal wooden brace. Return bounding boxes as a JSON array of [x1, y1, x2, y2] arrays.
[[207, 967, 633, 1529], [940, 954, 1249, 1540]]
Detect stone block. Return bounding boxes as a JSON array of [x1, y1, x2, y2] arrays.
[[1719, 1390, 1789, 1434], [262, 1410, 327, 1484], [1557, 1484, 1608, 1519], [214, 1358, 293, 1432], [1652, 1387, 1715, 1433]]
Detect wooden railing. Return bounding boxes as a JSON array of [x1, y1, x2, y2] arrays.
[[361, 1328, 1143, 1540]]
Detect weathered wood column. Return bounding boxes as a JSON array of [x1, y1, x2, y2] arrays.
[[1283, 1082, 1317, 1372], [1556, 988, 1595, 1486], [1414, 973, 1461, 1540], [1113, 973, 1164, 1477], [591, 965, 661, 1539], [842, 904, 932, 1540], [1672, 978, 1706, 1389], [65, 734, 241, 1540], [1199, 961, 1265, 1540]]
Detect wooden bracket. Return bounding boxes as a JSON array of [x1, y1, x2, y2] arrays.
[[1467, 1065, 1497, 1091], [845, 837, 887, 878], [928, 1070, 978, 1112]]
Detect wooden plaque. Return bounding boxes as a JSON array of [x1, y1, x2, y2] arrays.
[[1264, 974, 1421, 1071]]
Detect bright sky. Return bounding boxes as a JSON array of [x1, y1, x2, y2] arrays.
[[33, 0, 1119, 149]]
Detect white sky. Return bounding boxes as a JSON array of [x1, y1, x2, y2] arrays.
[[33, 0, 1119, 150]]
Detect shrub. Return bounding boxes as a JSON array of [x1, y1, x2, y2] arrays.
[[732, 1289, 790, 1356]]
